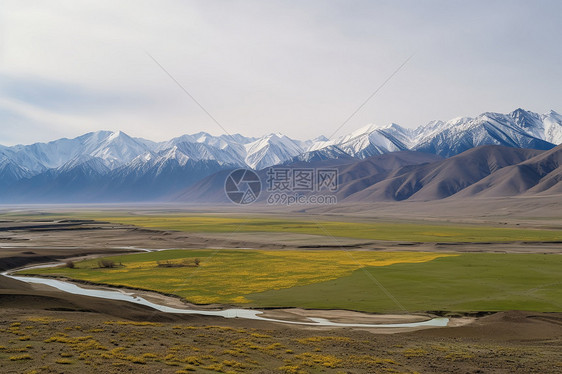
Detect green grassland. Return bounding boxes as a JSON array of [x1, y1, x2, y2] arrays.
[[95, 215, 562, 242], [3, 212, 562, 242], [249, 253, 562, 313], [18, 250, 562, 313]]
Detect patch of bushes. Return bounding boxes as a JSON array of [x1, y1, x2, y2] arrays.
[[157, 258, 200, 268], [97, 259, 122, 269]]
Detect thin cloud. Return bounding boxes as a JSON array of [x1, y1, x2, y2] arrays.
[[0, 0, 561, 145]]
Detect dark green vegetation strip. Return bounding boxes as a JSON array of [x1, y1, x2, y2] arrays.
[[248, 253, 562, 313]]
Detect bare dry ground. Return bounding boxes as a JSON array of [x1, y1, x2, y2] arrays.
[[1, 304, 561, 374]]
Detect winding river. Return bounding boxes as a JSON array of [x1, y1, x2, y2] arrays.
[[3, 257, 449, 329]]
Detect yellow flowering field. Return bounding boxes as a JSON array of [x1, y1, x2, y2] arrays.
[[19, 250, 454, 305]]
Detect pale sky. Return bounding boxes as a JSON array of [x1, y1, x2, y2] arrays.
[[1, 0, 561, 145]]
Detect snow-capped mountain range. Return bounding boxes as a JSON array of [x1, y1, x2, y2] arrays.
[[0, 108, 561, 202], [303, 108, 562, 159]]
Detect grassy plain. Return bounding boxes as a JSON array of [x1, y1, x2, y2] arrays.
[[95, 215, 562, 242], [18, 250, 452, 305], [18, 250, 562, 313], [3, 212, 562, 242], [250, 253, 562, 313]]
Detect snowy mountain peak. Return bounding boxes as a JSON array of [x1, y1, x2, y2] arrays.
[[56, 155, 110, 175], [1, 108, 561, 177], [194, 132, 211, 143], [262, 132, 288, 140], [87, 131, 150, 168], [108, 130, 125, 140], [348, 123, 386, 138], [160, 146, 191, 166], [244, 133, 304, 169], [509, 108, 541, 127], [546, 109, 561, 120]]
